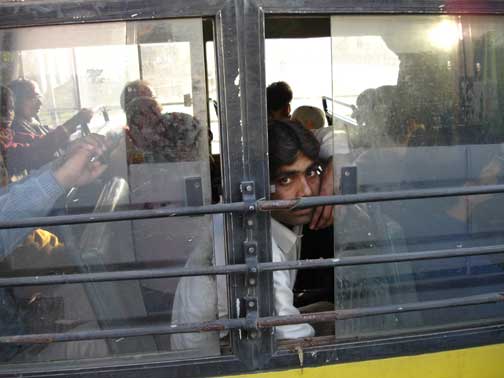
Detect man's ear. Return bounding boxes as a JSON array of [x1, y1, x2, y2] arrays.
[[286, 103, 291, 118]]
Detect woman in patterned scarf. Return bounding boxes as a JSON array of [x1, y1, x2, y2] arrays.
[[124, 96, 204, 164]]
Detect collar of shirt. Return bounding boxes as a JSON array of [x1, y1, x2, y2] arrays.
[[271, 218, 303, 260]]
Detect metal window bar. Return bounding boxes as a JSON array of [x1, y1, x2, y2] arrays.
[[1, 183, 504, 229], [2, 243, 504, 288], [0, 291, 502, 344]]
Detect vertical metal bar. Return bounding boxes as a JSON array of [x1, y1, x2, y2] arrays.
[[216, 0, 274, 369], [71, 48, 82, 111], [137, 44, 144, 80], [238, 2, 275, 366]]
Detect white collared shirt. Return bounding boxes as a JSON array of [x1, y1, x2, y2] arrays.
[[270, 219, 315, 339], [171, 216, 314, 351]]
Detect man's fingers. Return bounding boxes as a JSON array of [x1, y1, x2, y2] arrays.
[[309, 206, 323, 230], [320, 205, 334, 228], [310, 205, 334, 230], [73, 134, 107, 156]]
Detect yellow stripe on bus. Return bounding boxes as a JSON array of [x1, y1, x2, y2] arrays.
[[225, 343, 504, 378]]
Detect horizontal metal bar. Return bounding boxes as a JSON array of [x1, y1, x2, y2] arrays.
[[322, 95, 354, 109], [2, 243, 503, 288], [259, 0, 504, 14], [259, 243, 504, 272], [0, 202, 247, 230], [0, 263, 246, 287], [1, 292, 502, 344], [0, 0, 225, 28], [258, 184, 504, 211], [0, 318, 248, 345], [2, 183, 504, 230], [257, 292, 504, 328]]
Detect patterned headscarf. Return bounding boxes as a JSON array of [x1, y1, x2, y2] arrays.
[[125, 96, 204, 163]]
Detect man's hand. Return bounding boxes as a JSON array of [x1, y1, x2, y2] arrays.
[[54, 137, 108, 189], [63, 108, 94, 134], [309, 159, 335, 230], [67, 133, 108, 155]]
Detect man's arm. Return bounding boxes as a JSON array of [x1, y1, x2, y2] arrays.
[[0, 170, 64, 257], [310, 128, 350, 230], [0, 136, 108, 257]]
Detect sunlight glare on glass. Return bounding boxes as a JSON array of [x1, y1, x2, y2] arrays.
[[428, 19, 461, 51]]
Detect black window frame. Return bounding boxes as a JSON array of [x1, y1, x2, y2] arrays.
[[0, 1, 504, 377]]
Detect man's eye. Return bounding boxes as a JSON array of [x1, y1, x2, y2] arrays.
[[306, 169, 317, 178], [279, 176, 292, 185]]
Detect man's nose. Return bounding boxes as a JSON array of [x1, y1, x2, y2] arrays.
[[297, 176, 313, 198]]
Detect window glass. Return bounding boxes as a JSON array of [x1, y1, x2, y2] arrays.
[[74, 45, 139, 134], [0, 18, 226, 365], [265, 37, 332, 113], [20, 48, 79, 128], [265, 15, 504, 346], [331, 15, 504, 339], [205, 40, 220, 155]]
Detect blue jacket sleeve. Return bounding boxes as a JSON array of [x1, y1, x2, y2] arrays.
[[0, 170, 64, 257]]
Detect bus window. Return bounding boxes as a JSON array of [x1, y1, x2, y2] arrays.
[[0, 18, 227, 364], [265, 15, 504, 345], [332, 15, 504, 339]]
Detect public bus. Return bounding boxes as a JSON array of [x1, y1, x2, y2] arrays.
[[0, 0, 503, 377]]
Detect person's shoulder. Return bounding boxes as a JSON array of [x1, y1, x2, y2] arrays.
[[163, 112, 202, 129], [161, 112, 203, 142]]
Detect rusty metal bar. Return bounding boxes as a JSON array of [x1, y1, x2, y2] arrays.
[[0, 202, 248, 230], [257, 183, 504, 211], [1, 243, 504, 288], [258, 243, 504, 272], [2, 183, 504, 230], [0, 318, 248, 345], [0, 264, 248, 288], [257, 292, 504, 328], [0, 292, 502, 344]]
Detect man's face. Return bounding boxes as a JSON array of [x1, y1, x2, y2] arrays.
[[19, 81, 43, 120], [270, 153, 321, 226]]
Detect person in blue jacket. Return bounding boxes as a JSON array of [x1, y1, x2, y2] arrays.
[[0, 136, 108, 361]]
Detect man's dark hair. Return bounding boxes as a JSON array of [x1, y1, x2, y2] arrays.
[[267, 81, 293, 115], [268, 120, 320, 179], [8, 78, 36, 115]]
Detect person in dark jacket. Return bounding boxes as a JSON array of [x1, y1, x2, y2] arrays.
[[6, 80, 93, 175]]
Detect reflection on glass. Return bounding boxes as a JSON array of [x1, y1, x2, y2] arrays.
[[0, 18, 224, 365], [331, 15, 504, 339]]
